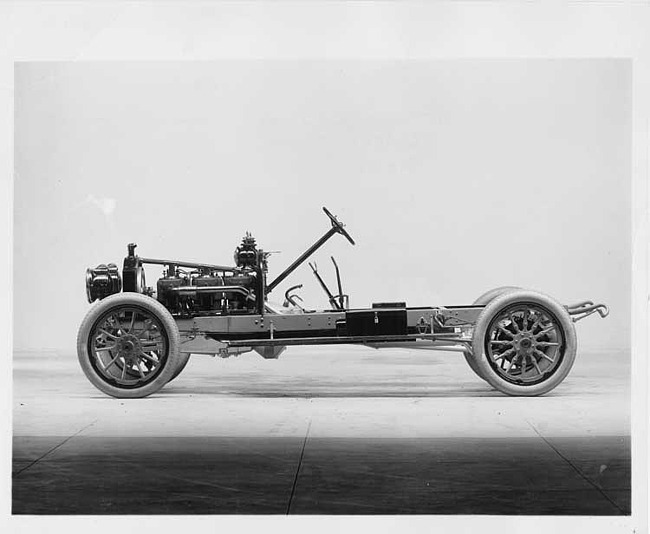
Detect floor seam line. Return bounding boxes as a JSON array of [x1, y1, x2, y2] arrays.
[[286, 416, 312, 515], [525, 419, 625, 514], [13, 420, 98, 477]]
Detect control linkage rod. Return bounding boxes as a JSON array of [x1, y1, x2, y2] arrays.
[[308, 261, 343, 311], [265, 207, 354, 294]]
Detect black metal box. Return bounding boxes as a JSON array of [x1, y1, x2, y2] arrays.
[[345, 309, 407, 337]]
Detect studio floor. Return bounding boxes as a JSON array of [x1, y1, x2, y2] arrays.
[[12, 346, 631, 515]]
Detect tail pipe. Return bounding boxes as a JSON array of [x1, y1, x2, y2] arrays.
[[564, 300, 609, 322]]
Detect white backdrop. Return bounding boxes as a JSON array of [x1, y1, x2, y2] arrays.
[[14, 60, 630, 351]]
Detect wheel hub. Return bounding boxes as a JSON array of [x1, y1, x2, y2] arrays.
[[116, 334, 141, 356], [514, 334, 534, 354]]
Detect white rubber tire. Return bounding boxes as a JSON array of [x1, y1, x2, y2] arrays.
[[472, 289, 577, 396], [463, 286, 521, 382], [77, 293, 181, 398], [168, 353, 191, 383]]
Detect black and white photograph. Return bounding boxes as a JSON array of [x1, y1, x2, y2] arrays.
[[2, 2, 648, 534]]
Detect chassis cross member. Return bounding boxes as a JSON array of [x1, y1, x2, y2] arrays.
[[78, 207, 609, 398]]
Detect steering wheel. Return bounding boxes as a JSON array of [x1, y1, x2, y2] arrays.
[[323, 207, 355, 245]]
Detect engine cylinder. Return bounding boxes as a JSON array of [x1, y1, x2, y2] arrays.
[[156, 276, 183, 310], [194, 274, 224, 311], [224, 274, 256, 311]]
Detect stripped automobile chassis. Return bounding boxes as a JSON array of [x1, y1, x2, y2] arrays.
[[79, 207, 609, 398]]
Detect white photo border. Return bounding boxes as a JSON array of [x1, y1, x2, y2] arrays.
[[0, 2, 647, 534]]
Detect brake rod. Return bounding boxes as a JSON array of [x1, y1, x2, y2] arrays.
[[308, 262, 342, 311], [331, 256, 345, 310]]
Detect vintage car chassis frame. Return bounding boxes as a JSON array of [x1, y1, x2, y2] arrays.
[[78, 207, 609, 398], [179, 305, 482, 354], [175, 300, 606, 358]]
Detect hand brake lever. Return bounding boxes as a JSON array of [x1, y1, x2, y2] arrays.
[[309, 262, 343, 311]]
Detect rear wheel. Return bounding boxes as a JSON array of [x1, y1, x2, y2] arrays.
[[472, 290, 577, 396], [463, 286, 521, 382], [77, 293, 180, 398]]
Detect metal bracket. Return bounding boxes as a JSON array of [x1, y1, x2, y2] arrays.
[[565, 301, 609, 322]]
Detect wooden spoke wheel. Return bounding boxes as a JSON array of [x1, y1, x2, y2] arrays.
[[77, 293, 180, 398], [472, 290, 577, 396]]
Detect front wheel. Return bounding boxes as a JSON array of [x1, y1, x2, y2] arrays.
[[77, 293, 180, 398], [472, 290, 577, 396], [168, 352, 191, 383]]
